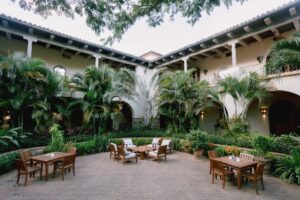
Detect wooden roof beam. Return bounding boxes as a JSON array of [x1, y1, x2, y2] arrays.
[[289, 7, 297, 16], [293, 19, 300, 31], [46, 34, 55, 48], [238, 40, 248, 47], [271, 28, 280, 37], [264, 17, 272, 25], [252, 34, 262, 42]]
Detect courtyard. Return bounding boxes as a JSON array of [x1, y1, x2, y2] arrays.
[[0, 152, 299, 200]]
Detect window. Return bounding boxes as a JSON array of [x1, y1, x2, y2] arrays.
[[53, 65, 66, 76]]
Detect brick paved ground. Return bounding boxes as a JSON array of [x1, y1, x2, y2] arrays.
[[0, 152, 299, 200]]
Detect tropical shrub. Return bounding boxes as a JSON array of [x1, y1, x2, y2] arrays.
[[186, 130, 207, 150], [46, 124, 65, 152], [253, 135, 271, 157], [266, 31, 300, 75], [270, 134, 299, 154], [275, 148, 300, 184], [214, 146, 226, 156], [0, 127, 30, 147]]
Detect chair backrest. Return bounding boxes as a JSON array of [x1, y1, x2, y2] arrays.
[[255, 163, 265, 178], [16, 159, 27, 172], [117, 146, 125, 157], [240, 153, 254, 161], [109, 143, 117, 153], [68, 147, 77, 154], [158, 145, 167, 155], [211, 159, 225, 173], [161, 139, 171, 146], [123, 138, 133, 146], [20, 150, 31, 162], [152, 138, 160, 145], [208, 150, 218, 159], [63, 154, 76, 166]]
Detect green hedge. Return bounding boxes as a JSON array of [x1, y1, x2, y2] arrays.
[[0, 152, 20, 175]]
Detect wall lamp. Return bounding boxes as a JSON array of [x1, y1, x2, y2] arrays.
[[256, 56, 264, 63], [203, 69, 208, 75], [260, 108, 268, 116], [200, 111, 204, 117]]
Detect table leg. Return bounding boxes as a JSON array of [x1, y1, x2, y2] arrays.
[[140, 152, 144, 160], [45, 163, 49, 181], [40, 163, 43, 180], [237, 169, 241, 190]]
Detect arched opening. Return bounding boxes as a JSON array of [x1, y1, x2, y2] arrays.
[[113, 101, 133, 131], [199, 102, 227, 133], [269, 91, 300, 136]]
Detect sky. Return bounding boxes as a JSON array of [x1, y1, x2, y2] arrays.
[[0, 0, 294, 56]]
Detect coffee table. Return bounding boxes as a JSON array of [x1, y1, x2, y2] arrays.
[[129, 146, 154, 160]]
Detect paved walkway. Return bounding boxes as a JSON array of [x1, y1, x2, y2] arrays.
[[0, 152, 299, 200]]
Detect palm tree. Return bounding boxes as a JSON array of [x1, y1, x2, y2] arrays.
[[70, 64, 135, 134], [215, 72, 270, 132], [266, 31, 300, 74], [0, 52, 60, 132], [155, 68, 212, 133]]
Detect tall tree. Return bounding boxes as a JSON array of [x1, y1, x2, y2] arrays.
[[12, 0, 245, 43]]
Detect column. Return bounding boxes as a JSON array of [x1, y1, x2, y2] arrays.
[[23, 35, 37, 58], [182, 57, 189, 72], [93, 54, 101, 68], [228, 39, 238, 67]]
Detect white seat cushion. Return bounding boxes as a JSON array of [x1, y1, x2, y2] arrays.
[[149, 151, 158, 157], [126, 144, 136, 148], [125, 152, 136, 159], [123, 138, 133, 145]]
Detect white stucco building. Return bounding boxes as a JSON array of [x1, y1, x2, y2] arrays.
[[0, 1, 300, 135]]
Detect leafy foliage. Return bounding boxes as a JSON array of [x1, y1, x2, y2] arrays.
[[252, 135, 271, 157], [70, 64, 135, 134], [215, 72, 270, 133], [0, 53, 60, 132], [275, 148, 300, 184], [13, 0, 244, 43], [266, 31, 300, 74], [156, 69, 212, 132], [0, 127, 30, 147], [186, 130, 207, 150], [0, 152, 19, 175]]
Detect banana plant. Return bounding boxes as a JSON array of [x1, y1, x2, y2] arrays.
[[0, 127, 31, 147]]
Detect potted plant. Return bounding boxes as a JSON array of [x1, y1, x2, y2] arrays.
[[187, 130, 207, 159]]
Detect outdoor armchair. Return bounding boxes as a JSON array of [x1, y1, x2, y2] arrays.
[[109, 143, 118, 160], [211, 159, 235, 189], [148, 145, 167, 163], [122, 138, 136, 149], [53, 154, 76, 181], [147, 138, 162, 148], [161, 139, 172, 153], [117, 146, 137, 165], [16, 159, 42, 186], [208, 150, 219, 175], [241, 162, 265, 195]]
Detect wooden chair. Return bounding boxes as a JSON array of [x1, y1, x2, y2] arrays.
[[208, 150, 219, 175], [53, 154, 76, 181], [15, 159, 42, 186], [109, 143, 118, 160], [68, 147, 77, 155], [20, 150, 39, 177], [241, 163, 265, 195], [122, 138, 136, 149], [147, 138, 162, 148], [161, 139, 172, 153], [211, 159, 234, 189], [117, 146, 137, 165], [240, 153, 254, 161], [148, 145, 167, 163]]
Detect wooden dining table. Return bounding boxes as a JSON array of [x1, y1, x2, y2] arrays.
[[30, 152, 72, 181], [212, 156, 258, 190]]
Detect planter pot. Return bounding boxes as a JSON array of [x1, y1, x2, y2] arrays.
[[193, 149, 204, 159], [254, 156, 272, 174]]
